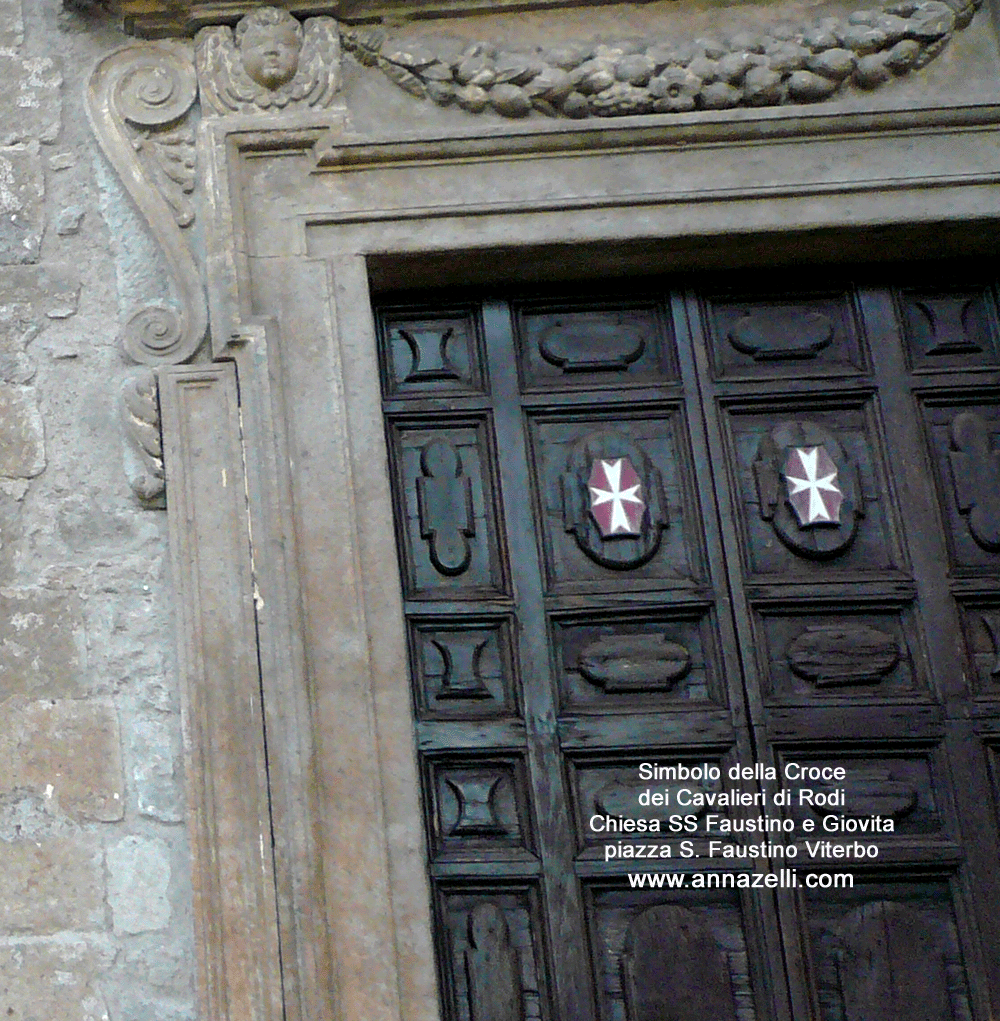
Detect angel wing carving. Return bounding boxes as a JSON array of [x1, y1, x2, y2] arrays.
[[196, 11, 341, 116]]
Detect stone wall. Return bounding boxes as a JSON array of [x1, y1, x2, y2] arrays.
[[0, 2, 194, 1018]]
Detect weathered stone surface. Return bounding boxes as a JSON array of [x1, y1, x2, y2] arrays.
[[57, 205, 85, 235], [0, 700, 124, 822], [0, 57, 62, 145], [0, 836, 104, 933], [107, 836, 172, 935], [0, 264, 80, 351], [0, 145, 42, 265], [0, 937, 114, 1021], [0, 589, 86, 699], [130, 717, 183, 822], [0, 0, 23, 52], [0, 384, 44, 477]]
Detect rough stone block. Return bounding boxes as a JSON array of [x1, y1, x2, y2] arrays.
[[0, 589, 86, 699], [0, 0, 23, 52], [0, 384, 44, 477], [0, 700, 124, 822], [0, 145, 42, 265], [0, 837, 104, 933], [107, 835, 172, 935], [131, 717, 183, 822], [0, 937, 113, 1021], [0, 57, 62, 145], [0, 264, 80, 352]]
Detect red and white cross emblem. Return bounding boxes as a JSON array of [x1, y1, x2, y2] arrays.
[[588, 457, 646, 537], [783, 445, 843, 526]]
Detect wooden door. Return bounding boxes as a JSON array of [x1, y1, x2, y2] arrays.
[[373, 264, 1000, 1021]]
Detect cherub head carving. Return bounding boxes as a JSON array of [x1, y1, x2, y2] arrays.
[[196, 9, 341, 114], [235, 7, 303, 90]]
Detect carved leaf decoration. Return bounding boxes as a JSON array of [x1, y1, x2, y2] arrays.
[[344, 0, 977, 120], [465, 904, 525, 1021], [787, 625, 900, 686], [578, 634, 690, 692], [948, 411, 1000, 551], [119, 369, 165, 507], [837, 902, 950, 1021], [87, 42, 207, 365], [133, 126, 196, 228], [728, 309, 834, 361], [814, 769, 918, 819], [416, 439, 476, 576], [621, 905, 737, 1021], [538, 316, 646, 371]]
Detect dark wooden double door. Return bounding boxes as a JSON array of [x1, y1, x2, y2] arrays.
[[374, 266, 1000, 1021]]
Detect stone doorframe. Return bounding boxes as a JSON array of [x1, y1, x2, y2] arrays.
[[90, 23, 1000, 1021]]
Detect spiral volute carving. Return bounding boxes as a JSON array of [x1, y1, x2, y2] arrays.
[[124, 305, 191, 365], [88, 41, 207, 367], [117, 53, 199, 127]]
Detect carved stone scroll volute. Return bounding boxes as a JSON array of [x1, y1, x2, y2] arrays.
[[87, 42, 207, 366], [465, 903, 525, 1021]]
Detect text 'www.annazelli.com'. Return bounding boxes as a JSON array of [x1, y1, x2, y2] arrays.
[[626, 870, 854, 889]]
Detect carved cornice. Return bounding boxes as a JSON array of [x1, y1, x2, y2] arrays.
[[87, 41, 207, 365]]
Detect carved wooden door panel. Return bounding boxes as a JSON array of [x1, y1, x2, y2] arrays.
[[374, 267, 1000, 1021]]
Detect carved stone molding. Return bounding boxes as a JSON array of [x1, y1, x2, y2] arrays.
[[120, 369, 166, 507], [196, 8, 342, 115], [87, 41, 207, 365], [342, 0, 979, 120]]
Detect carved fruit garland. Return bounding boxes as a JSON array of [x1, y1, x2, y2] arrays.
[[342, 0, 977, 119]]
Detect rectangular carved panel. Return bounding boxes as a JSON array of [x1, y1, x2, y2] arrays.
[[514, 300, 677, 389], [378, 305, 489, 398], [957, 600, 1000, 696], [584, 884, 758, 1021], [388, 418, 508, 598], [567, 755, 729, 861], [922, 399, 1000, 572], [701, 289, 864, 378], [897, 284, 1000, 371], [409, 616, 520, 718], [527, 409, 703, 593], [753, 603, 925, 703], [552, 609, 722, 712], [425, 754, 536, 860], [437, 886, 551, 1021], [775, 749, 945, 845], [805, 880, 974, 1021], [725, 402, 902, 579]]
